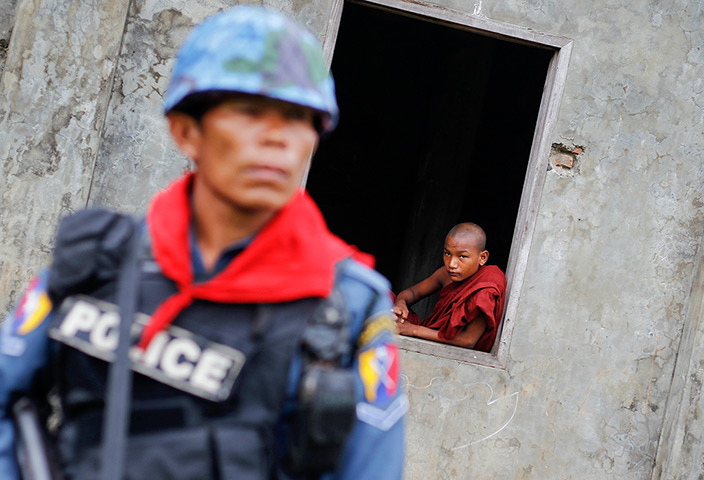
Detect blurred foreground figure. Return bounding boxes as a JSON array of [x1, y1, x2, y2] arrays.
[[0, 6, 406, 479]]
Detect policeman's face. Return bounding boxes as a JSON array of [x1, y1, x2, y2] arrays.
[[443, 235, 488, 282], [172, 96, 318, 214]]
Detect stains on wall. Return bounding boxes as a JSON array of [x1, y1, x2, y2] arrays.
[[0, 0, 131, 314], [87, 3, 195, 212], [0, 37, 9, 75]]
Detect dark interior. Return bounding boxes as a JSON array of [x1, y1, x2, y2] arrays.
[[307, 1, 553, 317]]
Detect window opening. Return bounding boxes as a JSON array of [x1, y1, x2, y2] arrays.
[[307, 0, 571, 367]]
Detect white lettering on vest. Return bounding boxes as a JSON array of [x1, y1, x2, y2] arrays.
[[59, 300, 100, 337], [88, 311, 119, 351], [190, 349, 235, 395], [160, 337, 200, 380], [52, 296, 246, 401], [138, 331, 169, 368]]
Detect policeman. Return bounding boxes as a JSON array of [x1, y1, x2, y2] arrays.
[[0, 6, 406, 479]]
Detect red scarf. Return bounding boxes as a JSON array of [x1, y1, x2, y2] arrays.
[[138, 173, 373, 349]]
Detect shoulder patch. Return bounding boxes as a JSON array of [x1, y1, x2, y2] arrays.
[[359, 341, 399, 406], [358, 312, 396, 348], [357, 339, 408, 430], [10, 274, 52, 336]]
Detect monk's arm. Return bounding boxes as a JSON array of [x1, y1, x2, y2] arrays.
[[396, 314, 488, 348], [392, 267, 447, 320]]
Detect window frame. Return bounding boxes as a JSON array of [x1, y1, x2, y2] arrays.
[[320, 0, 573, 369]]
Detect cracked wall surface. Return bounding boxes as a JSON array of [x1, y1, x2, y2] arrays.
[[1, 0, 704, 479], [0, 0, 131, 314]]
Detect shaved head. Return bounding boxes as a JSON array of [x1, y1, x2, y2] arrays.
[[447, 223, 486, 251]]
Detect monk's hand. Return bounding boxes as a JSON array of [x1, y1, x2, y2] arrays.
[[395, 319, 415, 336], [392, 301, 409, 323]]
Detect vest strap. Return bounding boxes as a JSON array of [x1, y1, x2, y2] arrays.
[[99, 218, 143, 480]]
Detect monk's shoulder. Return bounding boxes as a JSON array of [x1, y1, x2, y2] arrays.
[[475, 265, 506, 289]]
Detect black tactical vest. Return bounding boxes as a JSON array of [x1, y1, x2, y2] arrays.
[[47, 210, 323, 480]]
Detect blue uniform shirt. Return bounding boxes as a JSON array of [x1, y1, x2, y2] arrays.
[[0, 237, 406, 479]]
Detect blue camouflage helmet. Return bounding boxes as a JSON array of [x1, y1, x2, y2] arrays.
[[163, 5, 339, 133]]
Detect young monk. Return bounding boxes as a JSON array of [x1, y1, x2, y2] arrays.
[[393, 222, 506, 351]]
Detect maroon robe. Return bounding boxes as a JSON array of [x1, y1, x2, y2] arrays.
[[407, 265, 506, 352]]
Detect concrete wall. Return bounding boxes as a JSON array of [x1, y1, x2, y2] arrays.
[[399, 1, 704, 479], [1, 0, 703, 479], [0, 0, 132, 310], [654, 226, 704, 479]]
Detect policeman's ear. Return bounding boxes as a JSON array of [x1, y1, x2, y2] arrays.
[[167, 112, 202, 162]]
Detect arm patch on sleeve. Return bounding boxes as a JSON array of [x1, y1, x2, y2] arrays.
[[356, 395, 409, 432], [355, 313, 408, 430], [357, 312, 396, 349], [357, 341, 407, 430], [10, 275, 52, 337], [2, 273, 52, 357], [359, 342, 399, 405]]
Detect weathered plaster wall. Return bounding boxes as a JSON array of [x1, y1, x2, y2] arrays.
[[1, 0, 703, 479], [654, 230, 704, 479], [0, 0, 131, 313], [400, 1, 704, 479]]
